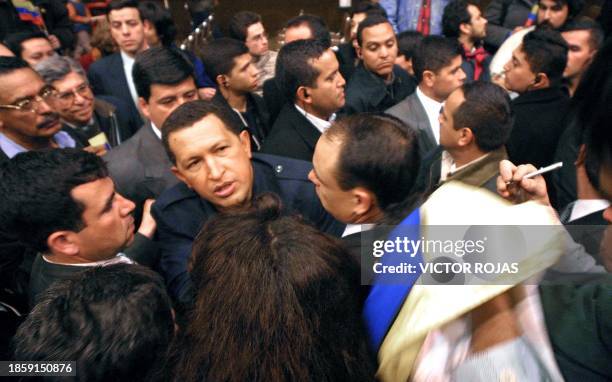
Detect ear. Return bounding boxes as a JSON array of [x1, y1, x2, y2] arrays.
[[296, 85, 311, 104], [216, 74, 228, 88], [171, 165, 190, 188], [575, 144, 587, 166], [422, 70, 436, 88], [353, 187, 375, 216], [459, 22, 471, 36], [532, 72, 550, 89], [138, 97, 151, 121], [355, 44, 363, 59], [47, 231, 80, 257], [238, 129, 252, 158], [458, 127, 474, 147]]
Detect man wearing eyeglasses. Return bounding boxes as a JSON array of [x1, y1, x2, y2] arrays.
[[0, 56, 75, 163], [34, 55, 139, 149]]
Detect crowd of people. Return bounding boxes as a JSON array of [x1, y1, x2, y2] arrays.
[[0, 0, 610, 380]]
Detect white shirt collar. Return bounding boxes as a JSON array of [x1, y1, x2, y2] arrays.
[[42, 253, 134, 267], [120, 50, 140, 109], [440, 151, 490, 181], [416, 86, 443, 144], [294, 104, 335, 134], [342, 223, 376, 238], [150, 122, 162, 140], [569, 199, 610, 222]]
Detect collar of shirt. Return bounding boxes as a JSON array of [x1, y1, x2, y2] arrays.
[[342, 223, 376, 238], [63, 117, 95, 130], [0, 131, 76, 159], [569, 199, 610, 223], [440, 151, 490, 181], [294, 104, 335, 134], [416, 86, 443, 144], [120, 50, 140, 108], [150, 121, 162, 140], [42, 253, 134, 267]]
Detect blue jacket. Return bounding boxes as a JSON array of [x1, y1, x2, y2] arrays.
[[152, 153, 344, 302], [380, 0, 449, 35]]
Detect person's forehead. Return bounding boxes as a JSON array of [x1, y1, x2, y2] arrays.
[[313, 135, 341, 177], [71, 177, 113, 213], [467, 4, 481, 17], [447, 88, 465, 110], [562, 30, 591, 45], [285, 24, 312, 42], [22, 38, 52, 50], [233, 53, 252, 67], [171, 114, 234, 154], [310, 49, 337, 74], [109, 7, 141, 22], [247, 22, 265, 37], [539, 0, 565, 8], [149, 77, 196, 99], [53, 71, 86, 89], [362, 23, 395, 44], [0, 68, 43, 99]]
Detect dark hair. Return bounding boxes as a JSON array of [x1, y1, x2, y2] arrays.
[[326, 114, 420, 214], [350, 1, 387, 18], [0, 149, 108, 253], [108, 0, 142, 20], [12, 264, 174, 382], [0, 56, 30, 77], [162, 100, 242, 164], [560, 18, 604, 51], [538, 0, 585, 19], [133, 46, 194, 101], [228, 11, 262, 42], [356, 15, 392, 46], [3, 31, 49, 58], [442, 0, 472, 38], [397, 30, 423, 59], [139, 0, 177, 46], [412, 36, 463, 83], [199, 38, 249, 81], [164, 193, 375, 382], [452, 82, 514, 151], [521, 28, 568, 83], [275, 39, 328, 103], [285, 14, 331, 46]]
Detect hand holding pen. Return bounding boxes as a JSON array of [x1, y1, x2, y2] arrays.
[[496, 160, 561, 206]]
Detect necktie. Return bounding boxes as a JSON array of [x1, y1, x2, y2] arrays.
[[416, 0, 432, 36]]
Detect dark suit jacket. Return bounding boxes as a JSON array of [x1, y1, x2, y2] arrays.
[[386, 91, 437, 160], [262, 78, 285, 126], [87, 52, 143, 126], [566, 208, 608, 266], [553, 110, 581, 211], [484, 0, 534, 49], [152, 154, 345, 302], [343, 64, 416, 115], [261, 103, 321, 162], [336, 42, 359, 83]]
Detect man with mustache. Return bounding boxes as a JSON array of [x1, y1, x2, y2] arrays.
[[343, 15, 415, 115], [0, 56, 75, 162]]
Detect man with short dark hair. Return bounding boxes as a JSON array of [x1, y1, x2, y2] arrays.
[[560, 18, 603, 96], [13, 264, 174, 382], [504, 28, 570, 174], [387, 36, 466, 159], [443, 0, 491, 81], [201, 38, 269, 151], [261, 39, 345, 161], [416, 81, 513, 194], [228, 11, 277, 95], [104, 47, 199, 214], [283, 14, 331, 45], [153, 100, 343, 302], [395, 30, 423, 76], [87, 0, 149, 124], [343, 15, 415, 115], [4, 31, 56, 67]]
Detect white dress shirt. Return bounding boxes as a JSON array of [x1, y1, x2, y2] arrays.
[[121, 50, 139, 109], [294, 104, 335, 134], [416, 87, 443, 144], [150, 122, 162, 140], [568, 199, 610, 223]]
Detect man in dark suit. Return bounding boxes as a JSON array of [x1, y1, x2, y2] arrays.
[[152, 100, 343, 303], [386, 36, 466, 159], [504, 28, 570, 174], [87, 0, 148, 125], [261, 39, 345, 162], [343, 15, 415, 115], [104, 47, 198, 216], [201, 38, 270, 151]]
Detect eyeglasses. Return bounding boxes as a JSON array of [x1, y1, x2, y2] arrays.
[[0, 86, 58, 113], [55, 83, 93, 105]]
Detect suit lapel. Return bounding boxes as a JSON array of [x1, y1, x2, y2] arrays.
[[109, 54, 133, 106], [288, 105, 322, 151]]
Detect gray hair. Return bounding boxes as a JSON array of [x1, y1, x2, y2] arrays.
[[34, 56, 87, 85]]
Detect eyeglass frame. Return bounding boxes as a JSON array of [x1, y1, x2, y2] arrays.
[[54, 82, 94, 105], [0, 85, 58, 113]]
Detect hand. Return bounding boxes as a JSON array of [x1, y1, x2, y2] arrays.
[[137, 199, 157, 239], [496, 160, 551, 206], [198, 87, 216, 101], [48, 34, 61, 50], [512, 26, 524, 34], [83, 144, 107, 156]]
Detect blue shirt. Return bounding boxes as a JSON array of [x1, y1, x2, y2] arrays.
[[0, 131, 76, 159], [380, 0, 450, 35]]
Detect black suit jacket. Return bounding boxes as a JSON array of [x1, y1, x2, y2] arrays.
[[261, 103, 322, 162], [87, 52, 143, 126], [212, 91, 270, 150], [566, 208, 608, 266]]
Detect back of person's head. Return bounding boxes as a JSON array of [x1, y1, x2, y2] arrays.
[[3, 31, 48, 57], [560, 18, 604, 50], [133, 46, 194, 101], [162, 100, 242, 164], [199, 38, 249, 80], [0, 149, 108, 253], [228, 11, 262, 42], [139, 0, 177, 46], [442, 0, 471, 38], [397, 30, 423, 59], [350, 1, 387, 18], [275, 39, 329, 102], [165, 193, 374, 382], [34, 55, 86, 84], [13, 264, 174, 382], [453, 82, 513, 151], [522, 28, 568, 83], [285, 14, 331, 46], [109, 0, 141, 17], [326, 114, 420, 214], [356, 14, 392, 46], [413, 35, 463, 83], [0, 56, 30, 77]]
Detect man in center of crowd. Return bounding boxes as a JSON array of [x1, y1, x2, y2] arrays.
[[152, 100, 343, 303]]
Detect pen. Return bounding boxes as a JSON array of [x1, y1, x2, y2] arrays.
[[505, 162, 563, 185]]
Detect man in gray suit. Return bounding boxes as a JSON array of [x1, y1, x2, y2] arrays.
[[386, 36, 466, 159], [104, 47, 199, 215]]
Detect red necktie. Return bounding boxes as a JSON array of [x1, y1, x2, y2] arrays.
[[416, 0, 432, 36], [464, 46, 488, 81]]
